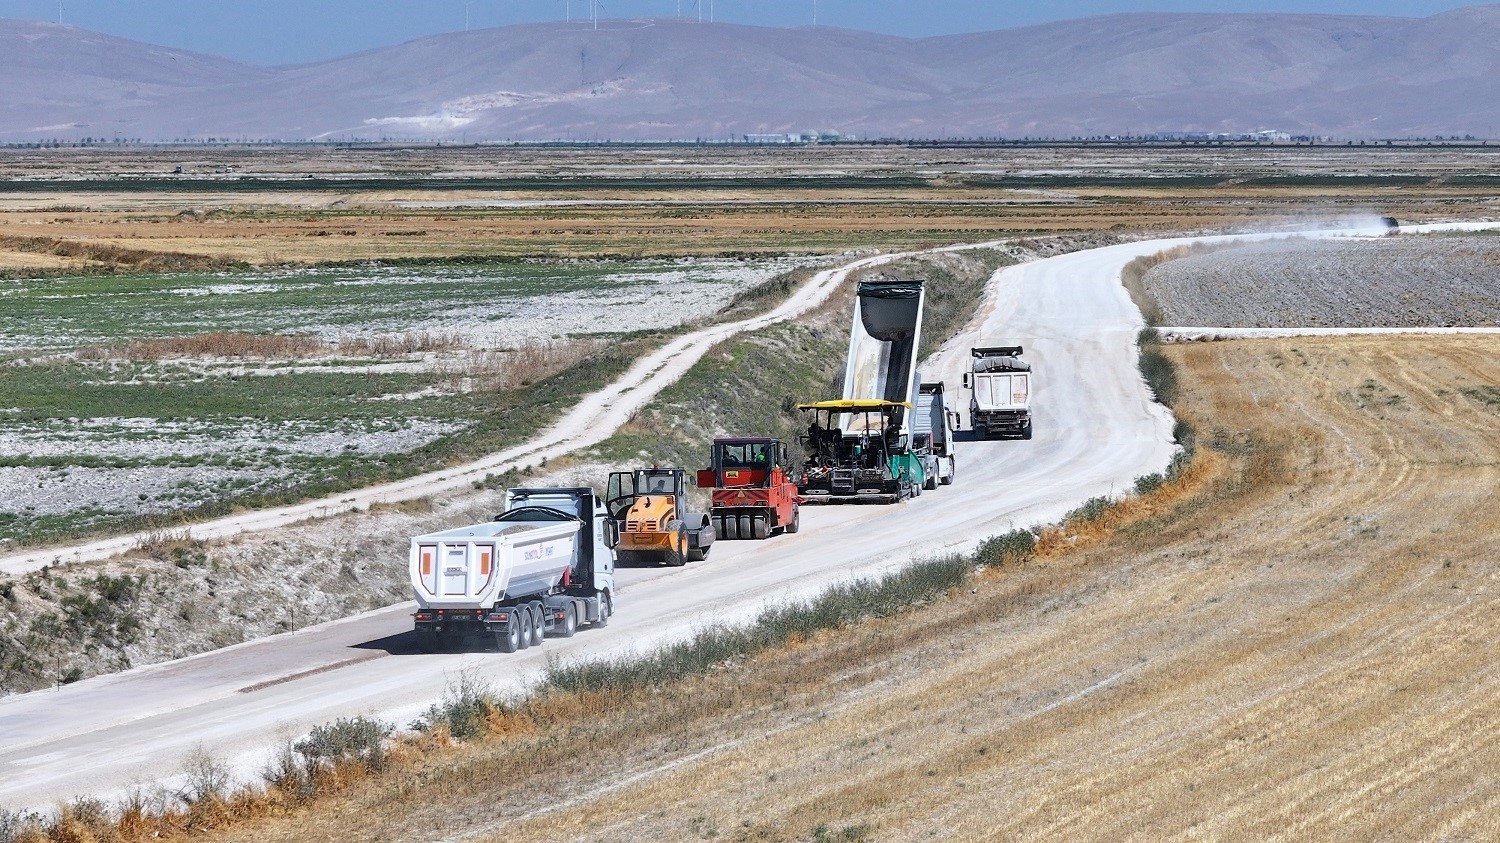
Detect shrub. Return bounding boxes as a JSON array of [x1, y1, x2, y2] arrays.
[[1134, 473, 1166, 496], [412, 673, 498, 741], [295, 716, 394, 771], [974, 529, 1037, 567], [1065, 496, 1112, 526], [173, 747, 231, 806]]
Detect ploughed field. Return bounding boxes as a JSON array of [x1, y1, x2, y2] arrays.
[[1142, 234, 1500, 327]]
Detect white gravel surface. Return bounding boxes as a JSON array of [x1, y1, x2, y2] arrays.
[[2, 221, 1497, 810]]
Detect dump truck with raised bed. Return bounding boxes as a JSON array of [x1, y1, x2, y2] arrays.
[[606, 466, 715, 565], [410, 487, 617, 653], [913, 382, 957, 488], [797, 399, 924, 503], [696, 437, 801, 539], [966, 345, 1033, 439]]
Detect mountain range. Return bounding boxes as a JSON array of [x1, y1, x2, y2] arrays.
[[2, 7, 1498, 142]]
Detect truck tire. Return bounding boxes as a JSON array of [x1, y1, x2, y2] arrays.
[[924, 472, 937, 491], [1021, 422, 1034, 440], [737, 513, 753, 541], [940, 460, 955, 485], [688, 544, 708, 561], [785, 506, 800, 534], [496, 619, 521, 654], [749, 514, 767, 539], [516, 611, 533, 650], [529, 605, 546, 647], [593, 592, 612, 628]]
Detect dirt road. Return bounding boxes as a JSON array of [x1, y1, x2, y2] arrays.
[[2, 222, 1495, 811]]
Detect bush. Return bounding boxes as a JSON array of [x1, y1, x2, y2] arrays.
[[974, 529, 1037, 567], [295, 716, 393, 770], [1134, 473, 1166, 496], [1065, 496, 1112, 526], [412, 673, 498, 741]]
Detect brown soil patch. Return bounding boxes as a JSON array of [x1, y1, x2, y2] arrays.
[[200, 335, 1500, 842]]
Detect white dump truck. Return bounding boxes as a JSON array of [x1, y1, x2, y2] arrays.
[[965, 345, 1033, 440], [913, 381, 957, 488], [410, 487, 617, 653]]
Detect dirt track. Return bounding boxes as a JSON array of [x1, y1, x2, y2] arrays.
[[218, 335, 1500, 842]]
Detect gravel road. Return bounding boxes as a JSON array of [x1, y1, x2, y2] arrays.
[[3, 221, 1496, 810], [1144, 235, 1500, 328]]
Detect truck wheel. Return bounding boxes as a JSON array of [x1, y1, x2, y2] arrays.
[[688, 545, 708, 561], [785, 506, 800, 534], [593, 592, 612, 628], [1021, 422, 1034, 440], [529, 606, 546, 647], [751, 514, 769, 540], [496, 619, 521, 654], [924, 472, 937, 491], [737, 513, 754, 541], [516, 611, 533, 650]]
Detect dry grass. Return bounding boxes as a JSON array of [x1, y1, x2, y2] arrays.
[[177, 335, 1500, 843], [76, 332, 329, 360], [72, 330, 476, 360]]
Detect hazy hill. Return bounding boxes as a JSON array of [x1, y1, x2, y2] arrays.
[[2, 8, 1497, 141]]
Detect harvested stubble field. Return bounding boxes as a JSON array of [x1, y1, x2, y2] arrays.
[[2, 145, 1498, 271], [199, 335, 1499, 842], [1142, 234, 1500, 328]]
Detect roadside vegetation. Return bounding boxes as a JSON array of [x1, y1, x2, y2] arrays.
[[0, 334, 1223, 841], [99, 334, 1487, 843]]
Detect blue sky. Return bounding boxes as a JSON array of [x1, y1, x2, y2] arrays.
[[1, 1, 1490, 65]]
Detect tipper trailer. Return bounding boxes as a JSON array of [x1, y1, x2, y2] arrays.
[[410, 487, 616, 653], [966, 345, 1033, 439], [697, 437, 801, 539]]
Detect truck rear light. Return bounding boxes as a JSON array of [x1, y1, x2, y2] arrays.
[[414, 612, 433, 620], [488, 612, 509, 622]]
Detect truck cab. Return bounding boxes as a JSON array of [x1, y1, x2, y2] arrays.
[[913, 382, 958, 488]]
